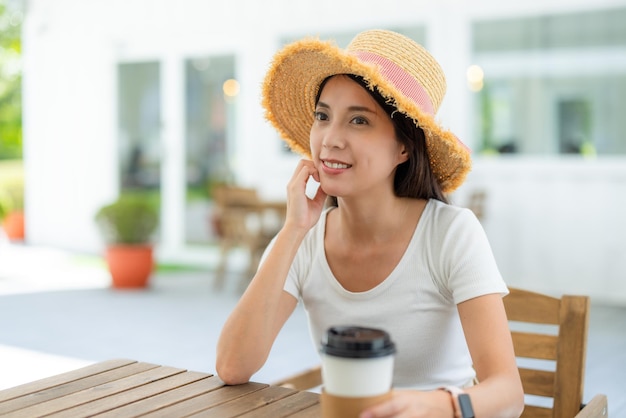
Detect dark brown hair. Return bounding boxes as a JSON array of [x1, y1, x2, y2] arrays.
[[315, 74, 448, 205]]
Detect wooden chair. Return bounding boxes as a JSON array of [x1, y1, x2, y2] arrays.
[[505, 287, 607, 418], [273, 287, 608, 418], [466, 189, 487, 221], [211, 185, 286, 290]]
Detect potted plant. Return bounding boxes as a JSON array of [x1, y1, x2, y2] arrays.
[[0, 198, 6, 229], [95, 193, 159, 288], [0, 182, 25, 241]]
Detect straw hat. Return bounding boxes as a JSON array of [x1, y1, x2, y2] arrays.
[[261, 29, 471, 193]]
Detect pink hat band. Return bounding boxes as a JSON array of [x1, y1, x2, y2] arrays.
[[353, 50, 435, 116]]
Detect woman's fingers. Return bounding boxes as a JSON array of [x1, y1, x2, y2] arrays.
[[287, 160, 319, 198], [283, 160, 325, 230], [291, 160, 317, 187], [359, 390, 449, 418]]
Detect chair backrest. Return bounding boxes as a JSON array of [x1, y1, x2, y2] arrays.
[[212, 185, 261, 243], [503, 287, 590, 418], [466, 189, 487, 221], [213, 185, 260, 209]]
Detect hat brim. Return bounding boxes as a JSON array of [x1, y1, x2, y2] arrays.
[[262, 38, 471, 194]]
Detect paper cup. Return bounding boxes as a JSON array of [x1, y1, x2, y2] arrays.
[[320, 326, 396, 397], [321, 390, 392, 418], [321, 354, 394, 397]]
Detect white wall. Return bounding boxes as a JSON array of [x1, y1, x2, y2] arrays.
[[451, 157, 626, 305], [22, 0, 626, 303], [23, 2, 118, 252]]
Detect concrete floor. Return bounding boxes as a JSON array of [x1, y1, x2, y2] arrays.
[[0, 243, 319, 391], [0, 242, 624, 415]]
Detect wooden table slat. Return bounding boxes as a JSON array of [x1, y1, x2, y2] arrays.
[[235, 390, 320, 418], [0, 361, 323, 417], [0, 361, 158, 415], [188, 385, 297, 418], [0, 359, 137, 403], [287, 402, 322, 418], [47, 370, 213, 418], [142, 382, 268, 418], [93, 374, 225, 418], [5, 365, 184, 418]]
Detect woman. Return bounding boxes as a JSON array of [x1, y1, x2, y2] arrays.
[[217, 29, 524, 418]]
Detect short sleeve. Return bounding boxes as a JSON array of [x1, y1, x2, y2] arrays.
[[433, 206, 508, 304]]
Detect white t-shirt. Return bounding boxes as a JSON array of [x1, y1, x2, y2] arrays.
[[282, 199, 508, 389]]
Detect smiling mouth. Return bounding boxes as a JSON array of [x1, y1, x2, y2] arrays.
[[323, 160, 352, 169]]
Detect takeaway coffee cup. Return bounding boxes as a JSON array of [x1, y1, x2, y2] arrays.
[[320, 326, 396, 418]]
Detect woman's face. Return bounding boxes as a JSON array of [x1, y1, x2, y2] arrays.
[[310, 75, 407, 199]]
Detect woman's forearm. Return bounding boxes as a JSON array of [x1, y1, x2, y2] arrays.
[[361, 373, 523, 418], [464, 374, 525, 418], [216, 223, 308, 384]]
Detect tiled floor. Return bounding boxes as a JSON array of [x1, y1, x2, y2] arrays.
[[0, 243, 624, 415]]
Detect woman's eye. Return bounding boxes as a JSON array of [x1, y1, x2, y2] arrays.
[[351, 116, 368, 125], [314, 111, 328, 121]]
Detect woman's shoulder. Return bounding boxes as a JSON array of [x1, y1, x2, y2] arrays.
[[424, 198, 477, 225]]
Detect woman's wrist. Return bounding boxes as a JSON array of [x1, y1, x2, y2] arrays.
[[279, 220, 312, 242], [438, 386, 474, 418], [439, 386, 463, 418], [431, 388, 457, 418]]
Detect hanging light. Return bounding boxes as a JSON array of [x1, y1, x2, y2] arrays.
[[466, 65, 484, 92], [223, 79, 240, 98]]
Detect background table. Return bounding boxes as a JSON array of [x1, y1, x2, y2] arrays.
[[0, 359, 320, 417]]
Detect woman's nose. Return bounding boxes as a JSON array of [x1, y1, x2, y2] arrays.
[[321, 123, 346, 149]]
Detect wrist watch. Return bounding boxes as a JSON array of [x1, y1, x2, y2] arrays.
[[458, 393, 475, 418], [440, 386, 475, 418]]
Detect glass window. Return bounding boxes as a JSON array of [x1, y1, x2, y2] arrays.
[[184, 55, 236, 244], [117, 62, 162, 190], [476, 75, 626, 155], [474, 8, 626, 52], [472, 8, 626, 155], [558, 98, 592, 154]]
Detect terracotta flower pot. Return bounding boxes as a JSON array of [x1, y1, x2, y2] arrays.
[[105, 244, 154, 288], [2, 210, 25, 241]]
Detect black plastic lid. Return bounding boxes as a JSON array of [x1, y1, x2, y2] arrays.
[[320, 326, 396, 359]]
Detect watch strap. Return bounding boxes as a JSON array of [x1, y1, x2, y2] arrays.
[[439, 386, 474, 418], [458, 393, 475, 418]]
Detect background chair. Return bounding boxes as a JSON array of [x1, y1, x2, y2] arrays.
[[211, 185, 285, 290], [466, 189, 487, 222], [274, 287, 608, 417]]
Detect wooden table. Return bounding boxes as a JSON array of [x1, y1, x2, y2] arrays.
[[0, 359, 320, 417]]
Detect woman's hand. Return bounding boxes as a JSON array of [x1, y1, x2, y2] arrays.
[[359, 389, 454, 418], [284, 159, 327, 232]]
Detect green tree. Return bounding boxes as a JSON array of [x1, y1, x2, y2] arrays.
[[0, 0, 22, 159]]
